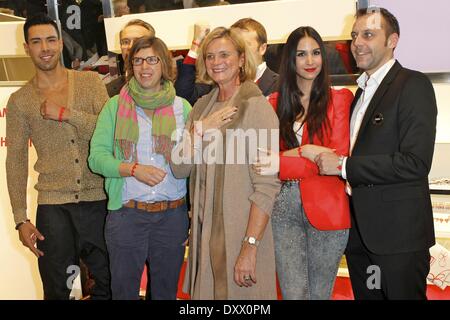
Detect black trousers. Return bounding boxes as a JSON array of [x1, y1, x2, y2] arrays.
[[345, 200, 430, 300], [36, 200, 111, 300]]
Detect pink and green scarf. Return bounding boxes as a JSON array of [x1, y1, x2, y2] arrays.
[[114, 77, 176, 163]]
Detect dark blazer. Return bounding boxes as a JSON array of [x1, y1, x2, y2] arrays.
[[174, 62, 213, 106], [346, 61, 437, 255], [106, 75, 126, 97], [257, 66, 279, 97]]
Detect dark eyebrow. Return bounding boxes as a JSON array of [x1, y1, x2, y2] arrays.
[[363, 28, 379, 33], [29, 36, 58, 41], [296, 48, 320, 52]]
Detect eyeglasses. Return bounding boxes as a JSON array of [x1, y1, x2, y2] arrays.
[[131, 56, 160, 66]]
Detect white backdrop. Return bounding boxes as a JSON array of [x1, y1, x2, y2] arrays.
[[0, 85, 42, 299]]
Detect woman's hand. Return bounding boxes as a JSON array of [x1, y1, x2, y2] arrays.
[[133, 164, 166, 186], [300, 144, 335, 162], [234, 243, 257, 287], [194, 106, 238, 136], [252, 148, 279, 176]]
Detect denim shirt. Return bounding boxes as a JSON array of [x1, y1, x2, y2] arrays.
[[122, 102, 186, 203]]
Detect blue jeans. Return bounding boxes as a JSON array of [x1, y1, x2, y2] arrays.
[[105, 203, 189, 300], [272, 182, 349, 300]]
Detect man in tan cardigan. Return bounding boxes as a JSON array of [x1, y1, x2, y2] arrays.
[[5, 13, 110, 299]]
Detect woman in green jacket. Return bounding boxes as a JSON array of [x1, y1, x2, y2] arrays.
[[89, 36, 191, 300]]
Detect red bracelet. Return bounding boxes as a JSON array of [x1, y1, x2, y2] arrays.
[[58, 107, 65, 123], [192, 40, 201, 47], [130, 163, 138, 177]]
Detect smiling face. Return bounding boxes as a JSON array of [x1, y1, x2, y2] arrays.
[[24, 24, 63, 72], [205, 37, 244, 87], [351, 13, 398, 75], [295, 36, 323, 84], [132, 47, 162, 92]]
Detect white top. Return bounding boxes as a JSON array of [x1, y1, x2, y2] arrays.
[[293, 121, 304, 145], [255, 61, 267, 83], [293, 121, 304, 144]]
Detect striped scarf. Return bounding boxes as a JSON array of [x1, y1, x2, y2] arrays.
[[114, 77, 176, 163]]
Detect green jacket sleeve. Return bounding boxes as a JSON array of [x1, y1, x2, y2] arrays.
[[88, 96, 123, 178]]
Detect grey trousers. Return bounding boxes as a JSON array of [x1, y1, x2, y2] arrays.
[[272, 182, 349, 300]]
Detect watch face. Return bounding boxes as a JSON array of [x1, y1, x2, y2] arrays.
[[249, 237, 256, 244]]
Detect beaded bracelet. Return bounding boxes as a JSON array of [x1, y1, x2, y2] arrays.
[[58, 107, 66, 123], [130, 163, 138, 177]]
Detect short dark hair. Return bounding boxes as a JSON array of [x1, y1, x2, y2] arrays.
[[230, 18, 267, 46], [23, 13, 60, 43], [356, 7, 400, 38]]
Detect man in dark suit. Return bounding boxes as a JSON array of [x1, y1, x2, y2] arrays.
[[175, 18, 278, 105], [231, 18, 278, 96], [315, 7, 437, 299]]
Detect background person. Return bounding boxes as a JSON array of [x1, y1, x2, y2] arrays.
[[106, 19, 156, 97]]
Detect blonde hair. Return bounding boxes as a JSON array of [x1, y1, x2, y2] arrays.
[[196, 27, 257, 85], [119, 19, 155, 39]]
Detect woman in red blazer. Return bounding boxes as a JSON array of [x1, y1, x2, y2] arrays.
[[255, 26, 353, 300]]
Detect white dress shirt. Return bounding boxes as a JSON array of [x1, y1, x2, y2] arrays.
[[342, 59, 395, 193], [255, 61, 267, 83]]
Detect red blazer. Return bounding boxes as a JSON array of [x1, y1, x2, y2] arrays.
[[269, 88, 353, 230]]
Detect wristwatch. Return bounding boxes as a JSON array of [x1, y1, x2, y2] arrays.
[[242, 236, 260, 247]]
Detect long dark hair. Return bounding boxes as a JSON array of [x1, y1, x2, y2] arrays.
[[277, 26, 331, 149]]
